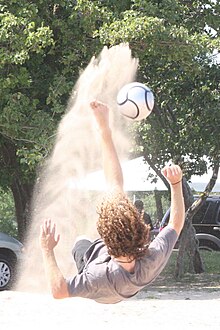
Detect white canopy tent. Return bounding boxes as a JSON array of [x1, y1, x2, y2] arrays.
[[76, 157, 220, 192], [79, 157, 167, 191]]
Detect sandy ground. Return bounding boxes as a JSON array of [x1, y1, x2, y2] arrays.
[[1, 288, 219, 330]]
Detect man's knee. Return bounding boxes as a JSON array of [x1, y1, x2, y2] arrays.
[[72, 237, 92, 273], [73, 235, 92, 245]]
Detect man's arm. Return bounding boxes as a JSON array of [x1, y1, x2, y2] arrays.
[[162, 164, 185, 235], [39, 219, 69, 299], [90, 101, 124, 192]]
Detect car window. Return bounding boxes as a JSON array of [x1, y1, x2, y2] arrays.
[[192, 202, 209, 224], [161, 197, 220, 228], [193, 201, 218, 225], [202, 202, 218, 225]]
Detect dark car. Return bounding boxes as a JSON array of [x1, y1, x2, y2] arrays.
[[0, 232, 24, 290], [160, 195, 220, 251]]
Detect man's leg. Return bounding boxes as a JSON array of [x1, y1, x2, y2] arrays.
[[72, 236, 92, 274]]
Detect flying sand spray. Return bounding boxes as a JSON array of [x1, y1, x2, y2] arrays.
[[16, 44, 138, 292]]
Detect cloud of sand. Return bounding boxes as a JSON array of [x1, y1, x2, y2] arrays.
[[15, 44, 138, 292]]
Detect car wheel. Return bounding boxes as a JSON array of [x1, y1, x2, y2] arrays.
[[0, 253, 15, 291], [198, 245, 214, 252], [198, 240, 219, 252]]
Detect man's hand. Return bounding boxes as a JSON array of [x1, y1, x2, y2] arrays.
[[39, 219, 60, 252], [162, 164, 184, 235], [39, 219, 69, 299], [90, 100, 110, 133], [161, 164, 182, 186]]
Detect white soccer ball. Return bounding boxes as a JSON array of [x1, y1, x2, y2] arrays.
[[117, 82, 154, 121]]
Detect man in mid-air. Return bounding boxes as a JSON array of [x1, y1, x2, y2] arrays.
[[40, 100, 185, 304]]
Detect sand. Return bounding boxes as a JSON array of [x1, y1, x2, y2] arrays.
[[1, 289, 219, 330]]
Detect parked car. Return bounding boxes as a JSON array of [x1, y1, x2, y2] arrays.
[[0, 232, 24, 290], [160, 195, 220, 251]]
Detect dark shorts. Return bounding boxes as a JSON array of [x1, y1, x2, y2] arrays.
[[72, 239, 92, 274]]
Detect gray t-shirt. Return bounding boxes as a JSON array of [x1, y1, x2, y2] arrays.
[[67, 226, 177, 304]]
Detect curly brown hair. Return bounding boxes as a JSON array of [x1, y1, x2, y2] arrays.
[[96, 192, 151, 260]]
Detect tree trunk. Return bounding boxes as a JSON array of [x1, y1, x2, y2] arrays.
[[0, 138, 33, 242], [175, 178, 205, 279], [11, 179, 33, 242], [154, 190, 164, 221], [175, 211, 204, 279]]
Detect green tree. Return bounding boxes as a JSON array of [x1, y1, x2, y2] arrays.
[[0, 0, 107, 240]]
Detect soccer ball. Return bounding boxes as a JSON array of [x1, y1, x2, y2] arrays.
[[117, 82, 154, 121]]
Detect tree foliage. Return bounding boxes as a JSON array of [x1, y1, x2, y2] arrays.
[[0, 188, 17, 237], [96, 0, 220, 176], [0, 0, 104, 239]]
